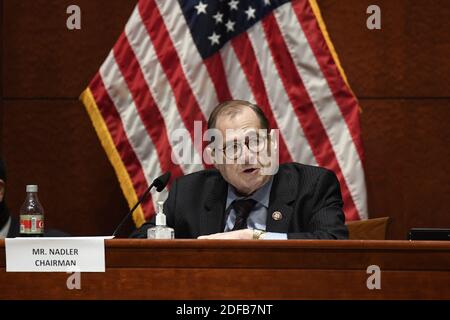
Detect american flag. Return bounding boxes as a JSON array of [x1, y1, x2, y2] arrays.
[[81, 0, 368, 227]]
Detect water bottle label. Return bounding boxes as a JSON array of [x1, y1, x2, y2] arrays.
[[20, 215, 44, 234]]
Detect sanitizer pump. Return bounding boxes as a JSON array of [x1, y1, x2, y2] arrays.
[[147, 201, 174, 239]]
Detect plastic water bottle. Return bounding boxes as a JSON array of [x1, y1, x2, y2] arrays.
[[19, 185, 45, 237], [147, 201, 174, 239]]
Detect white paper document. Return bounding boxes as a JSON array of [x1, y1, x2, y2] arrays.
[[5, 236, 114, 272]]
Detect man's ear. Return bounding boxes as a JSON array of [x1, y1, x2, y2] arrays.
[[269, 129, 278, 153], [0, 179, 5, 203]]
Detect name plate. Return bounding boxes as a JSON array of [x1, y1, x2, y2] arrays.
[[5, 237, 113, 272]]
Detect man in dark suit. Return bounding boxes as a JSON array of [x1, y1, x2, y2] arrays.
[[0, 158, 68, 238], [132, 100, 348, 239]]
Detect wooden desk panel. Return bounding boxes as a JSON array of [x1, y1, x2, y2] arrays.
[[1, 240, 449, 299]]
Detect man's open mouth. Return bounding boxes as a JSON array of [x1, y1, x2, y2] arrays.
[[243, 168, 258, 174]]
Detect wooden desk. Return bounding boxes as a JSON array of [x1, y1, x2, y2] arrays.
[[1, 239, 449, 299]]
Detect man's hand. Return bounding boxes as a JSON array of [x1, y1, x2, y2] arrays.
[[198, 229, 253, 239]]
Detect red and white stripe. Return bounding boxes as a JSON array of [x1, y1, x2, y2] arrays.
[[124, 6, 204, 174], [88, 0, 368, 221]]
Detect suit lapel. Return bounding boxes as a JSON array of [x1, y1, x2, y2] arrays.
[[266, 166, 297, 233], [201, 174, 228, 235], [200, 165, 298, 235]]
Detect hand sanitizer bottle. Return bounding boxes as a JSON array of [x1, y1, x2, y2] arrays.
[[147, 201, 174, 239]]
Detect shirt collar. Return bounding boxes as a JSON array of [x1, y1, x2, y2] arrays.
[[226, 176, 274, 209]]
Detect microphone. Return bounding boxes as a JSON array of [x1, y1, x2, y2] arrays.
[[112, 172, 171, 237]]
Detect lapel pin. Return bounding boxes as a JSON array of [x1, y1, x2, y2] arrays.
[[272, 211, 282, 221]]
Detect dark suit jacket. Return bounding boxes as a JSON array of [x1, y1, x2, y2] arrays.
[[131, 163, 348, 239]]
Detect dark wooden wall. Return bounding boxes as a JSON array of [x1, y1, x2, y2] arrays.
[[1, 0, 449, 239]]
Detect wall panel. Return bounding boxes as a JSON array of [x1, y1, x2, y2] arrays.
[[2, 99, 133, 237]]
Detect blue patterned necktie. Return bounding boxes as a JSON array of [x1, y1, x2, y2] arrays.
[[231, 199, 257, 231]]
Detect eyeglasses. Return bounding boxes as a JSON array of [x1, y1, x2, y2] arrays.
[[219, 135, 268, 160]]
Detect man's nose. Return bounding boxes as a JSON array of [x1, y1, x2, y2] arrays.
[[241, 144, 257, 165]]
